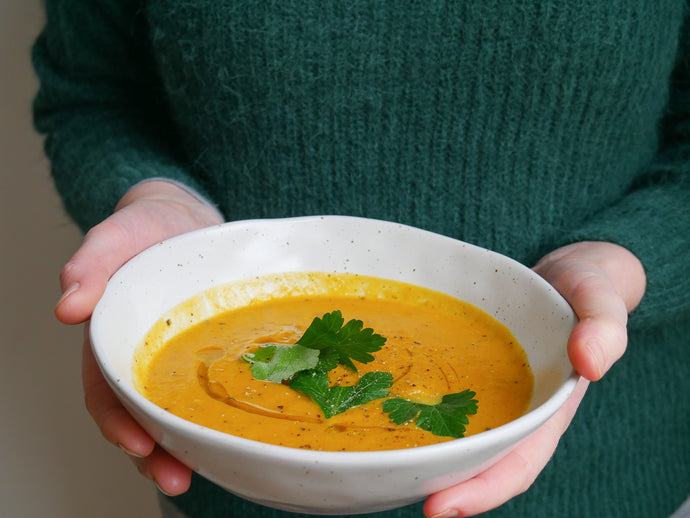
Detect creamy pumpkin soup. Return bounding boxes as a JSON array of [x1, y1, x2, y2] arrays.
[[134, 272, 533, 452]]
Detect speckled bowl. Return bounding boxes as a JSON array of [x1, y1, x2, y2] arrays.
[[89, 216, 578, 515]]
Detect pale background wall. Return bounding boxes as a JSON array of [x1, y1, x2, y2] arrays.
[[1, 1, 160, 516]]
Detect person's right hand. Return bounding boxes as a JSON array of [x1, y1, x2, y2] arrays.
[[56, 180, 224, 495]]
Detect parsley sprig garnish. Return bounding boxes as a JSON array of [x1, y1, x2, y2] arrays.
[[242, 310, 478, 437], [242, 310, 385, 382], [382, 390, 478, 438]]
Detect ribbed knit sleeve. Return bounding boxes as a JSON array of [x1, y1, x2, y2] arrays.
[[32, 0, 212, 232], [564, 22, 690, 330]]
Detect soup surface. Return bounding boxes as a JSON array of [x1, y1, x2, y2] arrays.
[[134, 272, 533, 451]]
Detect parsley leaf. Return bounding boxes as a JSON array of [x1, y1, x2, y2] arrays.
[[290, 368, 393, 418], [295, 310, 386, 371], [242, 344, 320, 383], [382, 390, 479, 438]]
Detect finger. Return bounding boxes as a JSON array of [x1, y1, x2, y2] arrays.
[[131, 445, 193, 496], [424, 378, 589, 518], [83, 320, 192, 495], [567, 316, 627, 381], [82, 327, 155, 457], [558, 272, 628, 381], [532, 242, 644, 381]]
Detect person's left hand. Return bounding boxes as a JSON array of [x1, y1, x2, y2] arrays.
[[423, 241, 646, 518]]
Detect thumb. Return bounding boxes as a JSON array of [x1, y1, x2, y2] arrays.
[[55, 181, 224, 325], [55, 215, 145, 325]]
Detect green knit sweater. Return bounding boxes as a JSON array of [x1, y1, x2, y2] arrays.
[[33, 2, 689, 517]]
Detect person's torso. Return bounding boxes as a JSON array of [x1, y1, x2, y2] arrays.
[[144, 0, 684, 263]]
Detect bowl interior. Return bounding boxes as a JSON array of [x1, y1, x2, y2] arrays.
[[92, 216, 575, 409]]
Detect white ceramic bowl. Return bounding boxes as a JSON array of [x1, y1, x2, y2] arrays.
[[90, 216, 578, 515]]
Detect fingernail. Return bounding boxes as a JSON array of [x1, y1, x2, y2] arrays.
[[118, 442, 145, 459], [57, 282, 80, 307], [155, 480, 176, 497], [429, 510, 460, 518]]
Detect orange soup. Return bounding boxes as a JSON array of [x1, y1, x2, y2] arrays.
[[134, 272, 533, 452]]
